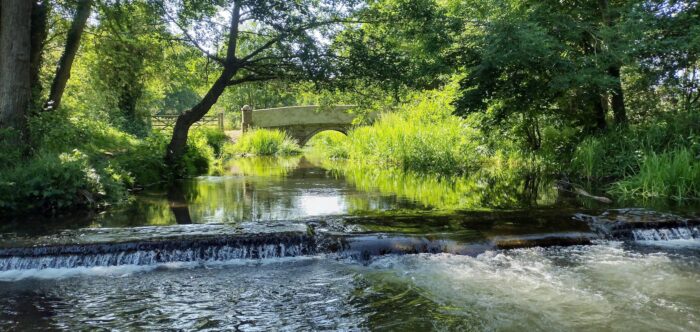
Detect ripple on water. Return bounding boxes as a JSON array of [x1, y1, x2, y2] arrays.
[[0, 244, 699, 331]]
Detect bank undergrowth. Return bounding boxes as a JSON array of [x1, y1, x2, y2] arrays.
[[0, 110, 226, 216], [310, 86, 700, 203], [571, 112, 700, 200]]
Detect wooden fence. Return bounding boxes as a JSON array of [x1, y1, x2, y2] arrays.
[[151, 113, 224, 131]]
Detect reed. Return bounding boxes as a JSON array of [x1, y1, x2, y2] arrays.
[[611, 148, 700, 200], [228, 129, 301, 156]]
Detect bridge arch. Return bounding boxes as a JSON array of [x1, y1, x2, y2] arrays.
[[241, 105, 358, 147], [300, 127, 349, 147]]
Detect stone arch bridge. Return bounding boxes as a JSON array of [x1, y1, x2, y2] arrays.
[[241, 105, 359, 146]]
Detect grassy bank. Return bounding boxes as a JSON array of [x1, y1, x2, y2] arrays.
[[0, 111, 226, 216], [571, 112, 700, 201], [309, 87, 700, 203]]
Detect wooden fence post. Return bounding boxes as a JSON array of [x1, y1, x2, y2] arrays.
[[218, 112, 224, 131]]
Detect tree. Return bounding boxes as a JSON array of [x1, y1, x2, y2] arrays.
[[45, 0, 93, 112], [159, 0, 358, 169], [91, 0, 164, 136], [0, 0, 33, 143], [30, 0, 49, 111]]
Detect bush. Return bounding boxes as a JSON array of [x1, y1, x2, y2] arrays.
[[228, 129, 301, 156], [0, 128, 23, 168], [0, 110, 226, 216], [195, 127, 228, 157], [0, 150, 123, 213]]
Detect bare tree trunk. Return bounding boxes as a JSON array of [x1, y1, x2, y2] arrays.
[[30, 0, 49, 112], [608, 65, 627, 124], [0, 0, 33, 142], [45, 0, 92, 111], [593, 95, 608, 131]]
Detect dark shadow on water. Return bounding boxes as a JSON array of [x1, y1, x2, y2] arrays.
[[167, 185, 192, 225]]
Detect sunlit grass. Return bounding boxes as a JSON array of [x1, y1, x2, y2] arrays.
[[227, 129, 301, 156], [611, 148, 700, 200]]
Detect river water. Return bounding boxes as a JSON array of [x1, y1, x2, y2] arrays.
[[1, 157, 699, 331]]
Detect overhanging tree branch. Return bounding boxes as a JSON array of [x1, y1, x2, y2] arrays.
[[228, 75, 277, 86]]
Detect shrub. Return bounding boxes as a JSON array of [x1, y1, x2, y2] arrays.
[[228, 129, 301, 156], [194, 127, 228, 157], [0, 150, 122, 213], [0, 110, 225, 216], [0, 128, 23, 168]]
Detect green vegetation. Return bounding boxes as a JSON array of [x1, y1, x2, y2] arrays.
[[343, 88, 482, 175], [228, 129, 301, 157], [0, 110, 226, 215], [1, 0, 699, 218], [571, 112, 700, 200]]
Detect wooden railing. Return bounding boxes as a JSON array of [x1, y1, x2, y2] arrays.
[[151, 112, 224, 131]]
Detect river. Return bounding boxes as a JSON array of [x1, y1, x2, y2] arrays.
[[1, 156, 699, 330]]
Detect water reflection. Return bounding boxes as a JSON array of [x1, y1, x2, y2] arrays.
[[320, 158, 564, 211], [92, 157, 422, 227], [83, 156, 581, 228]]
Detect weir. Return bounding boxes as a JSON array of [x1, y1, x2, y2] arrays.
[[3, 210, 699, 272]]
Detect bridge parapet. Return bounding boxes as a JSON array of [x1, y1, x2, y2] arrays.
[[241, 105, 358, 145]]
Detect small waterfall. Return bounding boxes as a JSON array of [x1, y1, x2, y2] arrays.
[[0, 230, 609, 272], [631, 227, 700, 241], [0, 233, 315, 271]]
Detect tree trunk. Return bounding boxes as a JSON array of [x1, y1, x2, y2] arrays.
[[608, 65, 627, 124], [30, 0, 49, 112], [593, 95, 608, 131], [0, 0, 33, 141], [165, 68, 236, 167], [45, 0, 92, 111], [165, 2, 241, 170]]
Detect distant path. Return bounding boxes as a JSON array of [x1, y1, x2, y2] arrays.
[[225, 130, 242, 143]]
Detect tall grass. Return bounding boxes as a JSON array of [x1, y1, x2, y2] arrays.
[[227, 129, 301, 156], [328, 87, 484, 175], [611, 148, 700, 200], [305, 131, 349, 159], [571, 112, 700, 201]]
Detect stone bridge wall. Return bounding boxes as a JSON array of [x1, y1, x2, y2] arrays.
[[242, 105, 357, 146]]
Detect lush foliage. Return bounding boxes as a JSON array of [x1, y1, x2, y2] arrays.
[[0, 109, 226, 216], [333, 87, 482, 175], [571, 112, 700, 200], [228, 129, 301, 157], [1, 0, 700, 219]]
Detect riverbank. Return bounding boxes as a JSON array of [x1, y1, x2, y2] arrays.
[[0, 111, 228, 217], [1, 156, 699, 330]]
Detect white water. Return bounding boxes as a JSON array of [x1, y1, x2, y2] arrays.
[[0, 256, 318, 282], [632, 227, 699, 241], [363, 242, 700, 331], [1, 242, 699, 330], [0, 243, 307, 271]]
